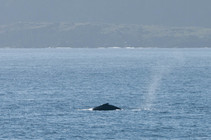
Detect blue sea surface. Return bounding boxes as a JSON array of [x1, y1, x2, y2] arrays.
[[0, 48, 210, 139]]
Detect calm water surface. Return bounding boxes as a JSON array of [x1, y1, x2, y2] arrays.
[[0, 48, 210, 139]]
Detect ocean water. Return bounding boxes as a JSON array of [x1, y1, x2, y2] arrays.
[[0, 48, 210, 139]]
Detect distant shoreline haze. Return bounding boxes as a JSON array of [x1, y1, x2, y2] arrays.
[[0, 22, 211, 48], [1, 0, 211, 27], [1, 0, 211, 48]]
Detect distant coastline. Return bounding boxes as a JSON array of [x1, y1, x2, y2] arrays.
[[1, 22, 211, 48]]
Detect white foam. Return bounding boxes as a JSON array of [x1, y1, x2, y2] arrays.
[[110, 46, 121, 49], [125, 47, 135, 49], [79, 108, 93, 111], [131, 108, 142, 111]]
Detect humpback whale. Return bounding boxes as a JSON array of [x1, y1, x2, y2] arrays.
[[93, 103, 121, 111]]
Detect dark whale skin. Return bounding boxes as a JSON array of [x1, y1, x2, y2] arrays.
[[93, 103, 121, 111]]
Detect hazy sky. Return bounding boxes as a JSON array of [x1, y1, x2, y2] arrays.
[[1, 0, 211, 27]]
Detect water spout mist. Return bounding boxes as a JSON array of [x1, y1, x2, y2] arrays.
[[143, 50, 185, 110], [144, 66, 167, 109]]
